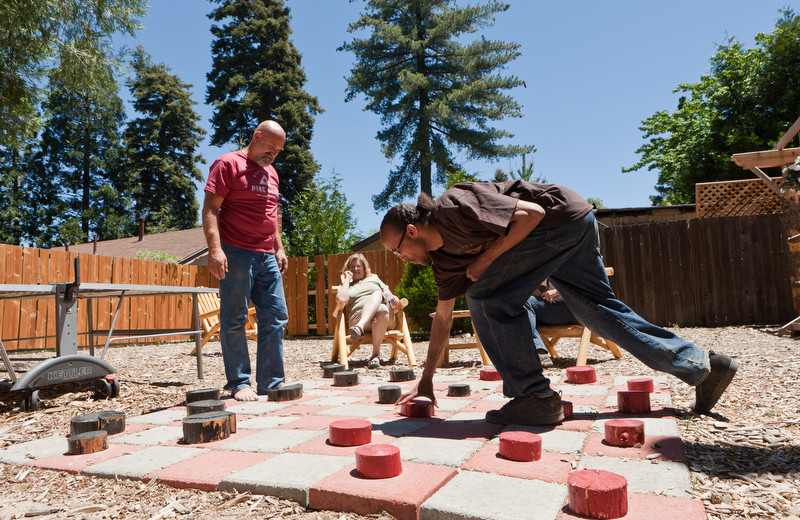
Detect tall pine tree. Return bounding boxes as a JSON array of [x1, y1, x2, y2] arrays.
[[29, 69, 130, 247], [341, 0, 531, 209], [206, 0, 322, 230], [123, 47, 206, 234]]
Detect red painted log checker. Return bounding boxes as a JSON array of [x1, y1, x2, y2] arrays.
[[568, 469, 628, 519]]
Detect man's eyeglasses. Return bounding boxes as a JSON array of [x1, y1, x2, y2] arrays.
[[390, 226, 407, 256]]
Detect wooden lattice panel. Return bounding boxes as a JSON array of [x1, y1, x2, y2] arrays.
[[696, 177, 783, 218]]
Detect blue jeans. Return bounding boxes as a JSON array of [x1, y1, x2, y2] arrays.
[[524, 297, 577, 352], [219, 242, 288, 394], [466, 212, 709, 398]]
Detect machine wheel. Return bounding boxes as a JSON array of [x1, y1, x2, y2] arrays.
[[19, 390, 41, 412], [110, 378, 120, 398], [94, 378, 114, 399]]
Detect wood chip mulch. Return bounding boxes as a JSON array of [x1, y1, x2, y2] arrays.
[[1, 325, 799, 519]]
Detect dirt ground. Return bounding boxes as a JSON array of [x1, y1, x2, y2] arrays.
[[1, 325, 799, 519]]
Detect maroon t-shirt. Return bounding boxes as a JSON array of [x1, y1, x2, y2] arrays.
[[204, 150, 280, 253], [429, 181, 592, 300]]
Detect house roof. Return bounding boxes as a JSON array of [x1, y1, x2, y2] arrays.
[[52, 227, 209, 265]]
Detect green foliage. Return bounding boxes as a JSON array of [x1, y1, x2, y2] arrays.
[[135, 250, 181, 263], [24, 69, 131, 247], [586, 197, 606, 209], [123, 47, 206, 234], [509, 152, 546, 182], [625, 8, 800, 205], [206, 0, 322, 232], [443, 168, 481, 187], [284, 173, 363, 257], [341, 0, 533, 209], [396, 262, 468, 333], [0, 0, 147, 148]]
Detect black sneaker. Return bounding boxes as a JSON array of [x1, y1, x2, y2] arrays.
[[691, 351, 738, 415], [485, 391, 564, 425]]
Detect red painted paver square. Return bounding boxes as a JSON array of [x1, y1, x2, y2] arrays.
[[583, 432, 686, 461], [145, 450, 274, 491], [309, 461, 457, 520], [461, 443, 575, 484], [560, 491, 707, 520], [28, 444, 145, 474], [288, 431, 397, 456]]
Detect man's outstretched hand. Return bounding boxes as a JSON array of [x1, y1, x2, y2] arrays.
[[396, 377, 437, 407]]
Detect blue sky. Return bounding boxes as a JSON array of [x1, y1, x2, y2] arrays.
[[116, 1, 797, 235]]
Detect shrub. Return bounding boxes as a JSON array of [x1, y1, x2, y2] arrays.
[[396, 262, 469, 333]]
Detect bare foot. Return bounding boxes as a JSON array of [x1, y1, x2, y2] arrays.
[[233, 387, 258, 402]]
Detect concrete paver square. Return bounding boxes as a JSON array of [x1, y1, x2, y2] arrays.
[[499, 425, 587, 454], [227, 400, 293, 415], [577, 455, 693, 498], [304, 395, 368, 406], [412, 417, 502, 441], [238, 415, 301, 429], [219, 452, 352, 506], [127, 409, 186, 425], [390, 436, 484, 467], [29, 443, 145, 474], [420, 470, 567, 520], [109, 425, 182, 445], [583, 432, 686, 461], [369, 417, 433, 437], [147, 450, 274, 491], [316, 404, 394, 418], [461, 443, 575, 484], [82, 445, 207, 480], [217, 428, 323, 453], [310, 461, 457, 520], [0, 436, 66, 465]]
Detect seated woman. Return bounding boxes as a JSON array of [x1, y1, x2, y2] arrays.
[[525, 280, 578, 368], [336, 254, 400, 369]]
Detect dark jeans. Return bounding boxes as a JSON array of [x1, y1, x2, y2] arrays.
[[466, 212, 709, 397]]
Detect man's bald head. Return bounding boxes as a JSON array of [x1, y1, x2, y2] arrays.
[[246, 120, 285, 166]]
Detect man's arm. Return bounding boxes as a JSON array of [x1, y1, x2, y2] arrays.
[[396, 297, 455, 406], [465, 199, 545, 281], [202, 192, 228, 280], [273, 230, 288, 274]]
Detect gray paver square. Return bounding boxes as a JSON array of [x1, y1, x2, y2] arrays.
[[445, 412, 488, 422], [82, 445, 206, 479], [369, 417, 431, 437], [127, 408, 186, 425], [555, 384, 610, 396], [421, 470, 567, 520], [219, 452, 352, 506], [109, 425, 183, 445], [593, 417, 681, 437], [390, 436, 484, 466], [226, 401, 292, 415], [316, 404, 392, 417], [432, 398, 471, 413], [217, 428, 323, 453], [497, 426, 587, 454], [577, 455, 692, 497], [238, 416, 300, 429], [604, 392, 673, 407], [303, 395, 365, 407], [612, 375, 669, 387], [0, 436, 66, 464]]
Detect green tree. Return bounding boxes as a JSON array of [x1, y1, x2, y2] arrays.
[[625, 9, 800, 205], [284, 173, 363, 258], [341, 0, 532, 210], [123, 47, 206, 234], [206, 0, 322, 230], [0, 0, 146, 148], [29, 70, 130, 247], [0, 146, 28, 245]]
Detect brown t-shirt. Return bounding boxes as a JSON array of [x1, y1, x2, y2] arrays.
[[429, 181, 592, 300]]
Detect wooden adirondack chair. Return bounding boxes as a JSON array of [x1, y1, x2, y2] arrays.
[[330, 290, 416, 370], [189, 292, 257, 355]]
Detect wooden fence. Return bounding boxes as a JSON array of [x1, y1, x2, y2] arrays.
[[0, 214, 794, 352], [599, 213, 795, 327], [0, 244, 215, 351]]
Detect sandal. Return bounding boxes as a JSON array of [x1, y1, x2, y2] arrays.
[[347, 325, 364, 341], [367, 355, 381, 369]]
